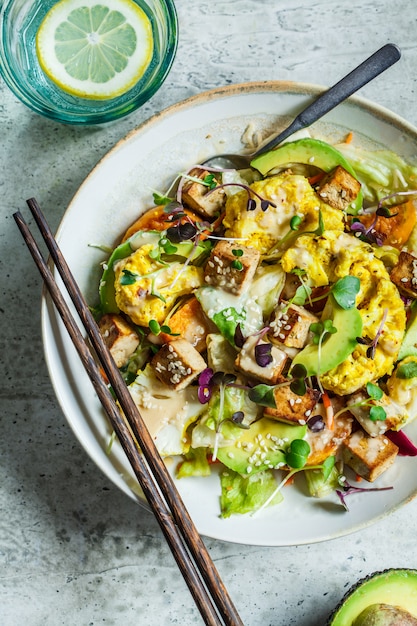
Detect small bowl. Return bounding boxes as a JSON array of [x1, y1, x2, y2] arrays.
[[0, 0, 178, 125]]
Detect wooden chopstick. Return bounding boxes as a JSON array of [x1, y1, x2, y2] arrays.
[[14, 200, 244, 626]]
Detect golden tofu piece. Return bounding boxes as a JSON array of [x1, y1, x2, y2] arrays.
[[182, 168, 226, 218], [269, 302, 318, 349], [98, 313, 140, 368], [342, 429, 399, 482], [151, 338, 207, 390], [264, 380, 321, 424], [158, 297, 215, 352], [204, 240, 260, 295], [390, 250, 417, 298], [235, 335, 287, 384], [347, 389, 409, 437], [306, 413, 353, 466], [317, 165, 361, 211]]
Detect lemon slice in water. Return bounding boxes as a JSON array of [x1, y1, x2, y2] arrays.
[[36, 0, 154, 100]]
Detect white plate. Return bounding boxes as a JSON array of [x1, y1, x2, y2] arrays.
[[42, 82, 417, 546]]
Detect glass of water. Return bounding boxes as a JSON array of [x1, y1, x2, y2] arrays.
[[0, 0, 178, 124]]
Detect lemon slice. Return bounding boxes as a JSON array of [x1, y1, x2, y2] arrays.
[[36, 0, 154, 100]]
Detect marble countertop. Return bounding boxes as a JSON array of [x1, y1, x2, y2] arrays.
[[2, 1, 417, 624]]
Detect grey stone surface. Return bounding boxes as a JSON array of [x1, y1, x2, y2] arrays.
[[2, 1, 417, 624]]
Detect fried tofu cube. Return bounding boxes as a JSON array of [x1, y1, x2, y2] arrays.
[[317, 165, 361, 211], [306, 412, 353, 466], [390, 250, 417, 298], [269, 302, 318, 349], [264, 379, 321, 424], [235, 335, 287, 384], [150, 338, 207, 390], [342, 429, 399, 482], [98, 313, 140, 368], [182, 168, 226, 218], [204, 240, 260, 295], [158, 297, 215, 352], [347, 390, 409, 437]]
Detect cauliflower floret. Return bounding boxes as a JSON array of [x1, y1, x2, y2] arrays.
[[223, 172, 344, 254]]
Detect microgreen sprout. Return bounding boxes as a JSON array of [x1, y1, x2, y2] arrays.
[[270, 214, 303, 251], [289, 269, 313, 308], [396, 360, 417, 379], [254, 342, 273, 367], [265, 210, 324, 259], [197, 368, 214, 404], [231, 248, 244, 271], [150, 279, 166, 302], [306, 276, 361, 310], [148, 236, 178, 263], [255, 453, 335, 517], [336, 476, 393, 511], [349, 191, 415, 245], [277, 270, 312, 316], [288, 363, 308, 396], [330, 276, 360, 309], [248, 383, 276, 407], [197, 369, 237, 405], [303, 208, 325, 237], [206, 182, 276, 212], [153, 191, 174, 206], [166, 221, 198, 243], [163, 200, 186, 217], [251, 326, 274, 368], [333, 381, 387, 422], [196, 370, 242, 461], [356, 307, 388, 359], [148, 319, 179, 337], [248, 364, 309, 408], [120, 269, 138, 285], [203, 173, 218, 189], [286, 439, 311, 469], [309, 319, 337, 393], [306, 414, 325, 432], [234, 323, 245, 349], [231, 259, 243, 271]]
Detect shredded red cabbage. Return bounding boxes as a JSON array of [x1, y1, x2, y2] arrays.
[[386, 429, 417, 456]]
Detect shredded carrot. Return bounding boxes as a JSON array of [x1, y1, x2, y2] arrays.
[[308, 172, 325, 186], [344, 131, 354, 144], [100, 366, 109, 385], [355, 474, 363, 483], [284, 474, 295, 486], [322, 391, 334, 430], [199, 211, 225, 240]]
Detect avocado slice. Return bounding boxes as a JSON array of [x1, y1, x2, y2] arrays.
[[215, 418, 307, 475], [250, 138, 363, 214], [327, 569, 417, 625], [290, 299, 363, 377], [398, 303, 417, 360]]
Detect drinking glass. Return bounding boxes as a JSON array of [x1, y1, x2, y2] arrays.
[[0, 0, 178, 124]]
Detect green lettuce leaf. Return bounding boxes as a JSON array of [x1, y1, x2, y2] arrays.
[[176, 447, 211, 479], [219, 469, 283, 518]]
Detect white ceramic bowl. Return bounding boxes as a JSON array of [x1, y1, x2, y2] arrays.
[[42, 82, 417, 545]]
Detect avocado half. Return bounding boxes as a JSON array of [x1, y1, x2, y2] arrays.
[[328, 569, 417, 625]]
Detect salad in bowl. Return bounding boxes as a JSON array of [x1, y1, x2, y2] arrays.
[[94, 132, 417, 519]]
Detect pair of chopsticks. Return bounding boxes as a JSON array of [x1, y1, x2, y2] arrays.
[[14, 199, 244, 626]]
